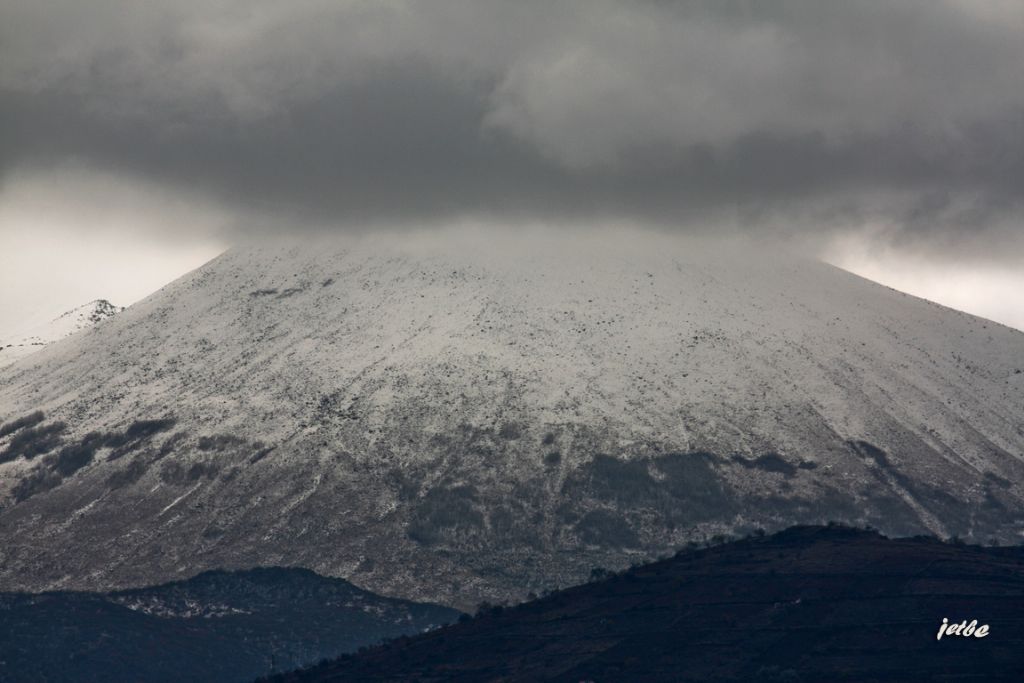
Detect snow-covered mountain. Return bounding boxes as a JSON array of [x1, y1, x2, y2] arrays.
[[0, 299, 122, 369], [0, 230, 1022, 608]]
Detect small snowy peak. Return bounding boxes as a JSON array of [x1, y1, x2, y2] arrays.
[[0, 299, 122, 368], [55, 299, 121, 327]]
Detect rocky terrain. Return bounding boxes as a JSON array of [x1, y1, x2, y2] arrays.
[[0, 230, 1022, 608]]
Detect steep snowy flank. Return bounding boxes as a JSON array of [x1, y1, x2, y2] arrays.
[[0, 230, 1022, 608], [0, 299, 122, 369]]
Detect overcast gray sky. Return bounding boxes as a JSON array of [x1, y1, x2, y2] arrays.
[[1, 0, 1022, 333]]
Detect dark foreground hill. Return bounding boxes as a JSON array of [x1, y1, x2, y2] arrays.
[[269, 526, 1024, 682], [0, 567, 459, 683]]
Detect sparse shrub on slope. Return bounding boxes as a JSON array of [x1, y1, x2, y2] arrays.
[[0, 411, 46, 438], [106, 418, 178, 460], [6, 416, 179, 502], [0, 421, 67, 464], [160, 460, 220, 486], [407, 485, 484, 546], [51, 432, 110, 476], [12, 468, 62, 501], [106, 418, 177, 451], [576, 509, 639, 549]]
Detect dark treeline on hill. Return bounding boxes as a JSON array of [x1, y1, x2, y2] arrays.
[[266, 526, 1024, 682], [0, 567, 459, 683]]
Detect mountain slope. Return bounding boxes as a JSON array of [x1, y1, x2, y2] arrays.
[[0, 566, 459, 682], [268, 526, 1024, 683], [0, 230, 1022, 608], [0, 299, 122, 369]]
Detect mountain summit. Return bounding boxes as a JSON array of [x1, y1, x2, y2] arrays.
[[0, 231, 1022, 607]]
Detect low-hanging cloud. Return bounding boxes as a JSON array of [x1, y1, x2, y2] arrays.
[[1, 0, 1022, 260]]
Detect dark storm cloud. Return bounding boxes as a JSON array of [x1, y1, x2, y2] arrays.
[[1, 0, 1022, 254]]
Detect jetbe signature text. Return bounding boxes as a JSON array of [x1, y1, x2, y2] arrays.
[[936, 618, 989, 640]]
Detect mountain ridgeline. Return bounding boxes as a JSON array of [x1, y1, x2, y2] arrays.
[[0, 232, 1022, 609]]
